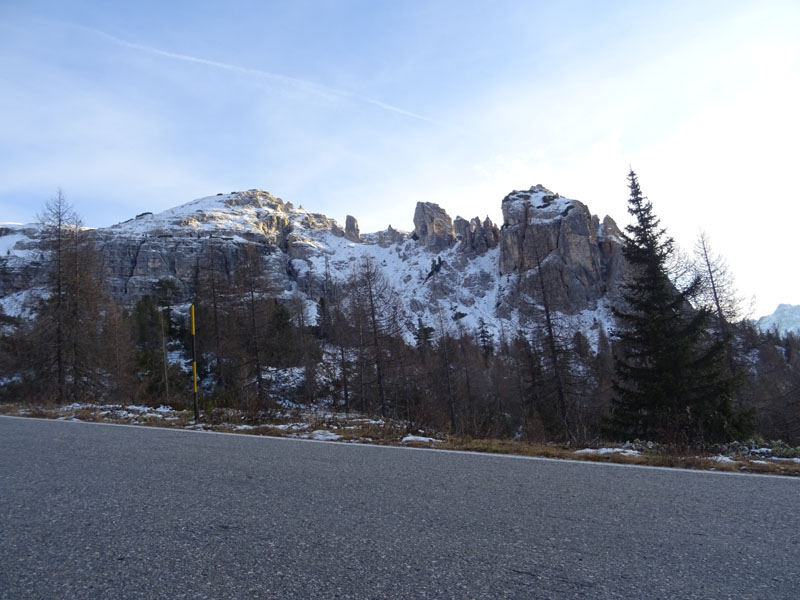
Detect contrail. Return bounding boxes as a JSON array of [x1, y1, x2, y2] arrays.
[[77, 24, 443, 126]]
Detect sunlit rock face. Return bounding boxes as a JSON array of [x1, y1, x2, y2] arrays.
[[497, 185, 625, 314], [91, 190, 297, 302], [344, 215, 360, 242], [413, 202, 455, 252]]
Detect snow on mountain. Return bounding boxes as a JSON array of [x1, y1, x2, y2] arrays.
[[0, 186, 623, 348], [756, 304, 800, 337], [108, 190, 293, 237], [0, 223, 39, 259]]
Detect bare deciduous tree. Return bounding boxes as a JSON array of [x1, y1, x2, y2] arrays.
[[693, 230, 751, 324]]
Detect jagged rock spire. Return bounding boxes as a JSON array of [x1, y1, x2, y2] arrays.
[[413, 202, 455, 251]]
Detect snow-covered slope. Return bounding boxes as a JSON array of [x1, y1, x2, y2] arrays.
[[0, 223, 46, 319], [757, 304, 800, 337]]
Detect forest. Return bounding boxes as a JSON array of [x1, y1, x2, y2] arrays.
[[1, 174, 799, 447]]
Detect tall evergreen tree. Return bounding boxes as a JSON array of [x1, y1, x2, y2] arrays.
[[608, 170, 752, 444], [414, 317, 435, 354]]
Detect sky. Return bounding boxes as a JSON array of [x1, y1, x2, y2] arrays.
[[0, 0, 798, 318]]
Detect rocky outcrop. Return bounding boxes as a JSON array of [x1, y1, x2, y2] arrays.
[[413, 202, 455, 251], [224, 189, 283, 209], [345, 215, 360, 242], [597, 215, 626, 302], [454, 216, 500, 255], [498, 185, 623, 314], [0, 225, 44, 300], [374, 225, 406, 248], [82, 190, 301, 302], [91, 230, 290, 302]]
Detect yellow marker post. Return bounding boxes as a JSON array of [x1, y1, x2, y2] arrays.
[[191, 304, 199, 421]]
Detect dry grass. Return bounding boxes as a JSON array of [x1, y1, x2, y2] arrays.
[[2, 402, 798, 476], [438, 437, 566, 458], [0, 403, 50, 418]]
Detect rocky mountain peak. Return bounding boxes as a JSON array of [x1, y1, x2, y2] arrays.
[[413, 202, 455, 252], [495, 186, 626, 314], [344, 215, 360, 242], [502, 183, 557, 202], [224, 189, 284, 210]]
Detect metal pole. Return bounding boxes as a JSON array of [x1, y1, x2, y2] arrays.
[[160, 310, 170, 398], [191, 304, 199, 422]]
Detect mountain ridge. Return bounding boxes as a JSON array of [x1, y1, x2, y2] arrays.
[[2, 185, 626, 346]]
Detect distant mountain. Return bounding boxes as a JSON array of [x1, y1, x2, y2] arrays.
[[756, 304, 800, 337]]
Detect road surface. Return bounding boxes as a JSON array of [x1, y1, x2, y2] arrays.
[[1, 416, 798, 599]]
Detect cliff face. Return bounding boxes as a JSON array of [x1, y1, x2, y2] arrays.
[[413, 202, 454, 251], [91, 190, 297, 302], [0, 185, 625, 341], [498, 185, 625, 314], [0, 224, 44, 315]]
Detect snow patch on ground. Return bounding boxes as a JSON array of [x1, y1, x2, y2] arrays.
[[306, 430, 341, 441], [401, 435, 441, 444], [272, 422, 310, 431], [575, 447, 641, 457], [0, 288, 45, 319], [0, 232, 26, 256]]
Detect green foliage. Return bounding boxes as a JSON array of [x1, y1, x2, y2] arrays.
[[477, 318, 494, 358], [132, 296, 162, 353], [414, 318, 434, 351], [131, 295, 186, 402], [607, 170, 753, 444]]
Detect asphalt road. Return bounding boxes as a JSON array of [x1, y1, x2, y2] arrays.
[[1, 416, 798, 599]]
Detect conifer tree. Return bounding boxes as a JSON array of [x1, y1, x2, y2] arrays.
[[30, 191, 113, 403], [414, 317, 434, 354], [608, 170, 752, 444], [477, 318, 494, 358]]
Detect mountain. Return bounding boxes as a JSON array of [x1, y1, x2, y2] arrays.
[[756, 304, 800, 337], [0, 186, 625, 345]]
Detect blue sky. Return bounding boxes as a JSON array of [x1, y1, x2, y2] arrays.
[[1, 0, 798, 316]]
